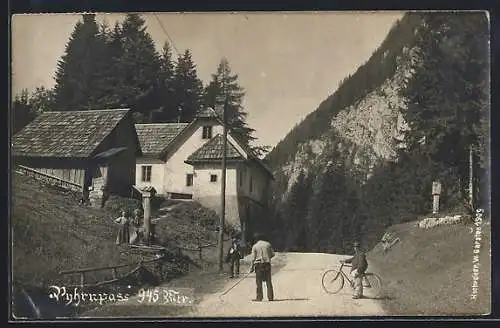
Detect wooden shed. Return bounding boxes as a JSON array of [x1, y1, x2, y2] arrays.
[[11, 109, 142, 205]]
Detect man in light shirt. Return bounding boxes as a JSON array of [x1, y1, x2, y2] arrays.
[[249, 232, 275, 301]]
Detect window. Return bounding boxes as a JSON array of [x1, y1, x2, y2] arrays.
[[210, 174, 218, 182], [249, 176, 253, 193], [186, 173, 194, 187], [202, 126, 213, 139], [141, 165, 152, 182]]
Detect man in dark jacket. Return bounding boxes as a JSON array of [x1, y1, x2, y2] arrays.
[[341, 241, 368, 299], [226, 236, 243, 278]]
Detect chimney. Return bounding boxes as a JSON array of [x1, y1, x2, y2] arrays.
[[214, 95, 225, 118]]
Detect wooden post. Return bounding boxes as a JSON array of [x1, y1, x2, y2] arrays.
[[218, 96, 228, 273], [241, 220, 246, 247], [112, 268, 118, 279], [142, 191, 152, 245], [80, 273, 85, 288]]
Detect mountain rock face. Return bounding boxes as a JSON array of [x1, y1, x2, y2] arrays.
[[266, 13, 489, 253], [266, 11, 488, 254], [329, 46, 417, 179], [268, 34, 422, 252], [278, 44, 417, 200]]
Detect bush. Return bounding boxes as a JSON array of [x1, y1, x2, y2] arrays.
[[104, 195, 142, 216], [152, 201, 222, 249]]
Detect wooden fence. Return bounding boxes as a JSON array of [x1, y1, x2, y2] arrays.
[[16, 165, 82, 193], [59, 254, 168, 289], [177, 237, 232, 263], [58, 243, 205, 289]]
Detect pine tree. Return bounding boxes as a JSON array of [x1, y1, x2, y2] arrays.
[[29, 86, 55, 113], [172, 49, 204, 122], [306, 161, 354, 253], [53, 14, 109, 110], [155, 41, 177, 122], [110, 14, 163, 120], [205, 58, 270, 156], [89, 20, 121, 108], [400, 12, 489, 198], [282, 170, 312, 251], [12, 90, 35, 134], [204, 58, 250, 140], [12, 87, 54, 134]]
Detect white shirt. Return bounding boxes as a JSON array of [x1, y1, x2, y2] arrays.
[[251, 240, 275, 264]]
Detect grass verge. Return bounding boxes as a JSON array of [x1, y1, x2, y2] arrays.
[[367, 218, 491, 316]]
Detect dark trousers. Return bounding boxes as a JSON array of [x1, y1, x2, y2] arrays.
[[255, 262, 274, 301], [229, 258, 240, 277]]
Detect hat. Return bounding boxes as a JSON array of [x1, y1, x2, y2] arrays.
[[353, 241, 361, 247], [254, 232, 266, 241]]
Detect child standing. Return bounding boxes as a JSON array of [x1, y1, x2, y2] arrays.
[[226, 236, 243, 278]]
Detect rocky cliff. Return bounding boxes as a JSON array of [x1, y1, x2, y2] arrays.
[[277, 43, 418, 200], [265, 13, 429, 252], [266, 11, 488, 254]]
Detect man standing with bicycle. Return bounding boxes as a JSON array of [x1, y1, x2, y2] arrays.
[[340, 241, 368, 299]]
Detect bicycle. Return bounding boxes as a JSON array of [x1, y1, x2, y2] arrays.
[[321, 261, 382, 298]]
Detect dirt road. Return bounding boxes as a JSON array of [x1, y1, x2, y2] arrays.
[[185, 252, 386, 317]]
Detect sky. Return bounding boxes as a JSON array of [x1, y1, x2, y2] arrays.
[[11, 11, 404, 149]]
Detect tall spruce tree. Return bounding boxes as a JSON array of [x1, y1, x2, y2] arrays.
[[205, 58, 251, 141], [172, 49, 204, 122], [155, 41, 177, 122], [53, 14, 109, 110], [282, 170, 312, 251], [89, 20, 121, 108], [205, 58, 270, 156], [109, 14, 162, 121]]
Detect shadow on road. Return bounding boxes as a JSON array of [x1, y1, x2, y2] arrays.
[[363, 295, 393, 300], [270, 298, 310, 302]]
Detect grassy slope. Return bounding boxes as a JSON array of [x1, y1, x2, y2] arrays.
[[11, 172, 224, 289], [11, 172, 146, 288], [368, 218, 491, 316]]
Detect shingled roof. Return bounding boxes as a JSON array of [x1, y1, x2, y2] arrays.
[[135, 123, 189, 156], [12, 109, 132, 158], [186, 132, 274, 179], [185, 134, 245, 164]]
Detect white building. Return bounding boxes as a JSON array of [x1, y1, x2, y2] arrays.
[[135, 109, 273, 242]]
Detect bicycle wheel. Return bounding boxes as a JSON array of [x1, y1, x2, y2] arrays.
[[363, 272, 382, 298], [321, 269, 344, 294]]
